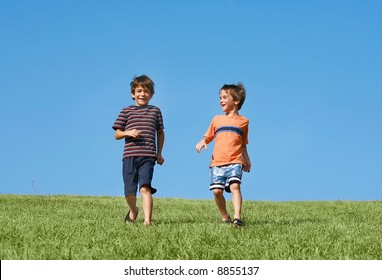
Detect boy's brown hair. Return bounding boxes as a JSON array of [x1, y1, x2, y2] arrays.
[[220, 83, 246, 110], [130, 75, 155, 99]]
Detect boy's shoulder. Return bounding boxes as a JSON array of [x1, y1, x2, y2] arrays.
[[237, 115, 249, 123], [213, 114, 249, 123], [121, 105, 161, 111]]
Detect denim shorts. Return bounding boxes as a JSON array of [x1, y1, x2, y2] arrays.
[[210, 164, 243, 193], [122, 157, 157, 196]]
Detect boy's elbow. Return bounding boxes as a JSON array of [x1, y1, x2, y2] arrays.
[[158, 129, 165, 137], [114, 130, 123, 140]]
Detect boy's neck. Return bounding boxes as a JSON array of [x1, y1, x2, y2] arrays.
[[225, 108, 239, 117]]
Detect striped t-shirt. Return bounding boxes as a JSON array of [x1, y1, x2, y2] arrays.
[[112, 105, 164, 159]]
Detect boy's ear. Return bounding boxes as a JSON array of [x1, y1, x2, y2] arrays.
[[131, 92, 135, 100]]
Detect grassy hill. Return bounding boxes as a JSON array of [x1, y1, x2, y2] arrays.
[[1, 195, 381, 260]]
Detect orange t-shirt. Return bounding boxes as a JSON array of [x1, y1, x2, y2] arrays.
[[204, 115, 249, 167]]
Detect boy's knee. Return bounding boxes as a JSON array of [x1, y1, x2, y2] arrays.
[[140, 185, 152, 195], [213, 188, 224, 197], [230, 183, 241, 192]]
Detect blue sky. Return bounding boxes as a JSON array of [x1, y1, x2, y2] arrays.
[[1, 0, 381, 201]]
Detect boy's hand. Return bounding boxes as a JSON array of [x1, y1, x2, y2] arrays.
[[126, 129, 140, 138], [243, 161, 251, 172], [157, 154, 165, 165], [242, 145, 251, 172], [195, 139, 208, 153]]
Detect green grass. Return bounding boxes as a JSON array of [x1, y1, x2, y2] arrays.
[[1, 195, 381, 260]]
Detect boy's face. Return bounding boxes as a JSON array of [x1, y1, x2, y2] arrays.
[[131, 86, 153, 106], [219, 90, 240, 113]]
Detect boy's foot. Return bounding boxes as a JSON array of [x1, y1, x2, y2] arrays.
[[233, 218, 244, 227], [222, 216, 232, 224], [124, 207, 139, 223]]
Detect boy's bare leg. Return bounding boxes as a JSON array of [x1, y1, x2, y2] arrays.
[[230, 183, 242, 220], [125, 195, 138, 220], [212, 189, 230, 221], [140, 185, 153, 225]]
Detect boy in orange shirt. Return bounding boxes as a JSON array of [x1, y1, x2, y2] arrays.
[[196, 83, 251, 226]]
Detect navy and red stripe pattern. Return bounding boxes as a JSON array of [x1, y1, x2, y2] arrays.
[[113, 105, 164, 159]]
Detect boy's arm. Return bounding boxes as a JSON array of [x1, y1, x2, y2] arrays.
[[196, 118, 215, 153], [195, 137, 208, 153], [242, 145, 251, 172], [156, 129, 165, 165], [114, 129, 140, 140]]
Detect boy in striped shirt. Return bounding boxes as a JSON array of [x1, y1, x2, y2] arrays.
[[196, 83, 251, 227], [113, 75, 165, 226]]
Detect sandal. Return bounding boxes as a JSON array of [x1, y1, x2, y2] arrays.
[[124, 207, 139, 223], [233, 218, 244, 227]]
